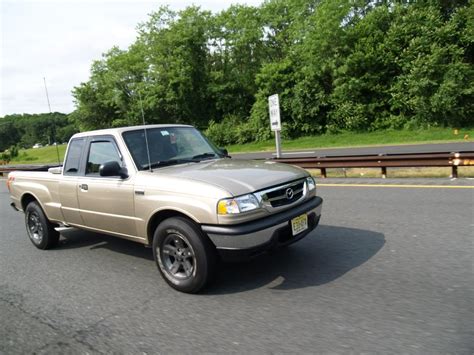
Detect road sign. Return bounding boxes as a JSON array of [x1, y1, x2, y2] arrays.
[[268, 94, 281, 131], [268, 94, 282, 158]]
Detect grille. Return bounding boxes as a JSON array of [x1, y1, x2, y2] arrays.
[[264, 181, 304, 207]]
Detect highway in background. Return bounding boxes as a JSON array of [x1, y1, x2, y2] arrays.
[[1, 180, 472, 353], [232, 142, 474, 160]]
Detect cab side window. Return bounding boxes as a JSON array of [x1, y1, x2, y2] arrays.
[[64, 138, 85, 175], [86, 141, 122, 176]]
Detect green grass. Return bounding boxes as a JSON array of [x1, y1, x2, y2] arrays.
[[227, 127, 474, 153], [10, 144, 68, 165]]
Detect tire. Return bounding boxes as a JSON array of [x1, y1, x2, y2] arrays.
[[152, 217, 216, 293], [25, 201, 60, 250]]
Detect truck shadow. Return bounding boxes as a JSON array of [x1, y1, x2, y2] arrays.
[[57, 230, 155, 261], [56, 224, 384, 294], [205, 224, 385, 294]]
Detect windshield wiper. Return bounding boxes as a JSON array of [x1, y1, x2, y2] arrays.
[[191, 152, 218, 161], [142, 159, 196, 170], [142, 153, 219, 169]]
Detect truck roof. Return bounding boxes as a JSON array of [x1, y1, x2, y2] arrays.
[[71, 124, 194, 139]]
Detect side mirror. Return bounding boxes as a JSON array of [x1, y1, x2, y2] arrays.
[[220, 148, 231, 158], [99, 161, 128, 179], [48, 167, 63, 175]]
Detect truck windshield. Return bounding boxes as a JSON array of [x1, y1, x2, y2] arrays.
[[122, 127, 223, 170]]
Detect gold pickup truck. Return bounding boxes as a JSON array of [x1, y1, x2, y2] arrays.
[[7, 125, 323, 293]]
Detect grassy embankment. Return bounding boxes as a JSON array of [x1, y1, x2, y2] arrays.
[[8, 144, 68, 165], [226, 127, 473, 153]]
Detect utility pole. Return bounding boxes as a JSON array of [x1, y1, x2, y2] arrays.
[[43, 77, 61, 165]]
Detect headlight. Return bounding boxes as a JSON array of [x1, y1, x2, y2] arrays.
[[306, 176, 316, 191], [217, 194, 260, 215]]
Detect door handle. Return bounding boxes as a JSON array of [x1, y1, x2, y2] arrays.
[[79, 184, 88, 191]]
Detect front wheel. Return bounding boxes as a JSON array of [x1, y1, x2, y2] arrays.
[[25, 201, 59, 250], [152, 217, 216, 293]]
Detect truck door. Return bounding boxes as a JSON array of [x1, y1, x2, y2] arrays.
[[59, 138, 86, 226], [76, 136, 137, 237]]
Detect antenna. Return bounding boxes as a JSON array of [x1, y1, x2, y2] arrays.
[[137, 90, 152, 172], [43, 77, 61, 166]]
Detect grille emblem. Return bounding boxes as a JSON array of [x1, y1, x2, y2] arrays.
[[285, 188, 294, 200]]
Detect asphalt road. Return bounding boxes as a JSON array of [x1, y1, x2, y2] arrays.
[[1, 180, 473, 353], [232, 142, 474, 160]]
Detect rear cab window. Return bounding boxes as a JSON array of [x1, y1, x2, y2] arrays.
[[64, 138, 85, 175]]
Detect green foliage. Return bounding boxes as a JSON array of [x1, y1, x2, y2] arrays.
[[9, 145, 19, 158], [0, 120, 20, 152], [205, 118, 238, 147], [70, 0, 472, 145], [0, 113, 77, 152], [386, 3, 474, 127], [72, 6, 213, 130], [0, 151, 10, 163], [0, 145, 18, 162], [205, 115, 259, 146]]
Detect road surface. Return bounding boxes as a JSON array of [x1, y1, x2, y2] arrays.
[[0, 180, 472, 353]]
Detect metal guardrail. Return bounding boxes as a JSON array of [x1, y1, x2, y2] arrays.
[[274, 152, 474, 178], [0, 164, 60, 177]]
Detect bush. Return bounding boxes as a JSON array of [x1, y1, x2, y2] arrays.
[[9, 145, 19, 158], [205, 118, 237, 146], [1, 152, 10, 163], [205, 115, 258, 146]]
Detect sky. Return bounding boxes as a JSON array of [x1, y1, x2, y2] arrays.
[[0, 0, 263, 117]]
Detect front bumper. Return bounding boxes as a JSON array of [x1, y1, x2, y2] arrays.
[[202, 196, 323, 261]]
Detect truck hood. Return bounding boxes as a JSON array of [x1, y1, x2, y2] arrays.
[[153, 159, 308, 196]]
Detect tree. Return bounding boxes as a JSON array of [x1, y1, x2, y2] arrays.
[[0, 113, 73, 151], [387, 3, 473, 127], [70, 0, 473, 143], [208, 5, 266, 121]]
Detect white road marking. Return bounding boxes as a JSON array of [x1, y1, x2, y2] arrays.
[[319, 183, 474, 189], [272, 151, 316, 155]]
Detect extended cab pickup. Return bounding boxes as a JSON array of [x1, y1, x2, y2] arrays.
[[8, 125, 323, 293]]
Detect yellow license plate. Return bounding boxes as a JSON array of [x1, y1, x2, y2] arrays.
[[291, 214, 308, 236]]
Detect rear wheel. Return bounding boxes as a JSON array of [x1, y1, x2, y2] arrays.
[[153, 217, 216, 293], [25, 201, 59, 250]]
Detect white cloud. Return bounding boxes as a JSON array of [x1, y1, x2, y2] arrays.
[[0, 0, 262, 116]]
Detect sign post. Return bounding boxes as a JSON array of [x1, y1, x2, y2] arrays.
[[268, 94, 282, 158]]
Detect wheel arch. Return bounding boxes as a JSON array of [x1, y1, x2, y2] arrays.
[[21, 192, 42, 212], [147, 209, 200, 246]]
